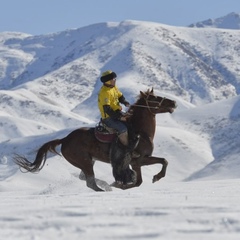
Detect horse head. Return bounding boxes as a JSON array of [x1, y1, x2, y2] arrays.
[[131, 88, 177, 115]]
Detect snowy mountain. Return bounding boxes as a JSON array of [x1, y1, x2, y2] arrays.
[[1, 19, 240, 183], [189, 12, 240, 29]]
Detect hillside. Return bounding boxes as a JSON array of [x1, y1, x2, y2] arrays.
[[0, 19, 240, 186], [1, 21, 240, 103]]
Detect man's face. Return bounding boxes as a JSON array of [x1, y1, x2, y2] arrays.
[[110, 78, 116, 86], [104, 78, 116, 87]]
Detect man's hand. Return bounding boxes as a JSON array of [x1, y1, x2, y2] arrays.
[[120, 112, 132, 122], [120, 116, 128, 122]]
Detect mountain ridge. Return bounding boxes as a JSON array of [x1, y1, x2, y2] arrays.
[[1, 21, 240, 104], [189, 12, 240, 29]]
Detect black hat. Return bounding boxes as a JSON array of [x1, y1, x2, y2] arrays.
[[100, 70, 117, 83]]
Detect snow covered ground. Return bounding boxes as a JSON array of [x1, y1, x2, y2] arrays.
[[1, 174, 240, 239]]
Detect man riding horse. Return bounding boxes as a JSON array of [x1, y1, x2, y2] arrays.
[[14, 84, 177, 191], [98, 70, 139, 184]]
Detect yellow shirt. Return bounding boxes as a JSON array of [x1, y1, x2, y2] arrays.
[[98, 85, 123, 119]]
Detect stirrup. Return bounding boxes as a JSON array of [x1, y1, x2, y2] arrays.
[[130, 134, 140, 151]]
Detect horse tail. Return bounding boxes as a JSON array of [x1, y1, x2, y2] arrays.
[[14, 139, 62, 173]]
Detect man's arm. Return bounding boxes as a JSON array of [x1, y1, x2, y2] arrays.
[[119, 95, 130, 107], [103, 105, 123, 119]]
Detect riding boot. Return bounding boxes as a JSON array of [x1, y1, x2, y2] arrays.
[[118, 132, 140, 157], [117, 132, 127, 146], [109, 132, 134, 184]]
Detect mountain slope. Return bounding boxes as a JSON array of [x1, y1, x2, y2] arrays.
[[1, 21, 240, 105], [173, 95, 240, 180]]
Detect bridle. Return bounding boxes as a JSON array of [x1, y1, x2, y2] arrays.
[[131, 95, 166, 114]]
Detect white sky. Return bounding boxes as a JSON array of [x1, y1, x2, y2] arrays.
[[0, 0, 239, 35]]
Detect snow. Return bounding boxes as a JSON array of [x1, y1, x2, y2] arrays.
[[1, 178, 240, 239], [1, 18, 240, 239]]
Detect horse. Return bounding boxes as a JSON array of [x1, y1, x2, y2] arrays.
[[14, 88, 177, 191]]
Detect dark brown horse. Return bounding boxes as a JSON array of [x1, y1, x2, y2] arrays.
[[14, 88, 177, 191]]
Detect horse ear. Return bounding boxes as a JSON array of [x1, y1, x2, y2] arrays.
[[140, 91, 146, 97], [150, 87, 154, 93]]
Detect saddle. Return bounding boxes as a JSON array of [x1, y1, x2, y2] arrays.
[[94, 122, 117, 143]]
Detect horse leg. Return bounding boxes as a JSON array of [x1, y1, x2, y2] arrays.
[[81, 163, 104, 192], [131, 165, 143, 186], [79, 160, 96, 181], [110, 160, 143, 190], [85, 175, 104, 192], [79, 162, 112, 192], [115, 155, 168, 188], [64, 152, 104, 192], [140, 156, 168, 183], [79, 170, 86, 180]]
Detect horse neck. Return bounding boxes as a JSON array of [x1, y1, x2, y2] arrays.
[[131, 108, 156, 140]]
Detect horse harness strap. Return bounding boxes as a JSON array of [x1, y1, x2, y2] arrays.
[[132, 96, 166, 114]]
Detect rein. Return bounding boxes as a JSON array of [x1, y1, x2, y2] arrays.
[[131, 104, 158, 109]]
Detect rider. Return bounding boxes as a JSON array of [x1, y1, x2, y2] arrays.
[[98, 70, 130, 147], [98, 70, 140, 183]]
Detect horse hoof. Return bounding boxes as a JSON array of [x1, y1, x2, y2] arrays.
[[152, 175, 159, 183], [110, 181, 123, 189], [111, 181, 136, 190]]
